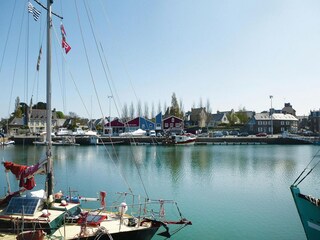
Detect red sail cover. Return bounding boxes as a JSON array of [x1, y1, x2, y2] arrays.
[[3, 161, 45, 190]]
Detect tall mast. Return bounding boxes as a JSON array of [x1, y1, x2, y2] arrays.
[[46, 0, 53, 202]]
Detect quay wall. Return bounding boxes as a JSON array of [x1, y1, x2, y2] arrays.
[[11, 135, 314, 145]]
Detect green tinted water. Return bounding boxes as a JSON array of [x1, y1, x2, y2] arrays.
[[1, 144, 318, 239]]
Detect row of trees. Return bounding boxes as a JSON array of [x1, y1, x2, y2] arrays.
[[120, 93, 185, 122], [9, 94, 249, 127], [120, 93, 213, 121]]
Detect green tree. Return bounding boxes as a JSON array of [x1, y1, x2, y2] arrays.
[[121, 103, 129, 122], [129, 102, 135, 119], [56, 111, 65, 119], [236, 107, 249, 124], [169, 93, 183, 118], [226, 110, 238, 125], [33, 102, 46, 109]]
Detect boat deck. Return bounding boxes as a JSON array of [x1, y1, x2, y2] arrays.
[[52, 211, 152, 239]]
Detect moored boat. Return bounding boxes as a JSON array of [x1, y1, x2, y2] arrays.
[[290, 149, 320, 240], [163, 133, 196, 145]]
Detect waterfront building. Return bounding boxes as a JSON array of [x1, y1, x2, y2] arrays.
[[309, 110, 320, 133], [282, 103, 296, 116], [163, 115, 184, 133], [155, 112, 162, 131], [210, 112, 230, 127], [9, 109, 62, 135], [125, 117, 155, 132], [103, 118, 125, 136], [247, 112, 298, 134], [189, 107, 207, 128]]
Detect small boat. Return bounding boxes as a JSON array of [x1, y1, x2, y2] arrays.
[[290, 149, 320, 240], [163, 133, 196, 145], [73, 128, 98, 136], [56, 127, 72, 136], [0, 140, 15, 146]]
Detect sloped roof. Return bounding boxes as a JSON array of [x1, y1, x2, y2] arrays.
[[212, 113, 225, 122], [255, 113, 298, 121], [163, 115, 183, 122], [9, 117, 24, 126], [272, 113, 298, 121]]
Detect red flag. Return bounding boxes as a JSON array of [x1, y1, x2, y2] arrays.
[[62, 39, 71, 54], [60, 23, 66, 36]]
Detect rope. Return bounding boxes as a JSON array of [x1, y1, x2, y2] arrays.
[[0, 0, 17, 75], [8, 3, 26, 119], [74, 1, 104, 119], [293, 148, 320, 186]]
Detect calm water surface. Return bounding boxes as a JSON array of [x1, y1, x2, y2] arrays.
[[1, 144, 319, 239]]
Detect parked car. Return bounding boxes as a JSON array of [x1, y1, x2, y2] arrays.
[[149, 130, 156, 137], [213, 131, 224, 137], [256, 132, 267, 137], [222, 131, 229, 136], [238, 132, 249, 137], [229, 130, 239, 136]]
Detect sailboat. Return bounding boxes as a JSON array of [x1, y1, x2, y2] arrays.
[[290, 149, 320, 240], [0, 1, 191, 239]]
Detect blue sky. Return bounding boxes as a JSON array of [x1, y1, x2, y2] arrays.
[[1, 0, 320, 120]]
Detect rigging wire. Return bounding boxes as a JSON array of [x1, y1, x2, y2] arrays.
[[84, 0, 150, 198], [30, 12, 45, 105], [0, 0, 17, 76], [59, 0, 67, 114], [97, 0, 140, 103], [74, 1, 104, 118], [8, 3, 27, 118], [51, 23, 91, 118], [293, 148, 320, 186]]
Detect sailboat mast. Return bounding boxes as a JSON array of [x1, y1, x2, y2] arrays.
[[46, 0, 53, 201]]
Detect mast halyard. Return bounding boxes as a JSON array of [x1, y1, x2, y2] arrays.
[[46, 0, 53, 203]]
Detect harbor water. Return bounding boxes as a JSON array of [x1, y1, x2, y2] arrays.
[[1, 144, 319, 239]]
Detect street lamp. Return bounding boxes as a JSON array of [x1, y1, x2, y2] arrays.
[[269, 95, 273, 137], [108, 95, 113, 136]]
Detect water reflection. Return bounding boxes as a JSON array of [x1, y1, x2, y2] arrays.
[[1, 144, 320, 239]]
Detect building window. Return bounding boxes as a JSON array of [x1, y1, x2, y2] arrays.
[[171, 118, 174, 123], [281, 127, 285, 132], [170, 123, 173, 128], [286, 121, 290, 125], [281, 121, 284, 125], [165, 123, 168, 128], [175, 123, 180, 128]]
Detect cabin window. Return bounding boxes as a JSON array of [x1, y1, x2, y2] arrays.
[[171, 118, 174, 122], [170, 123, 173, 127], [165, 123, 168, 128]]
